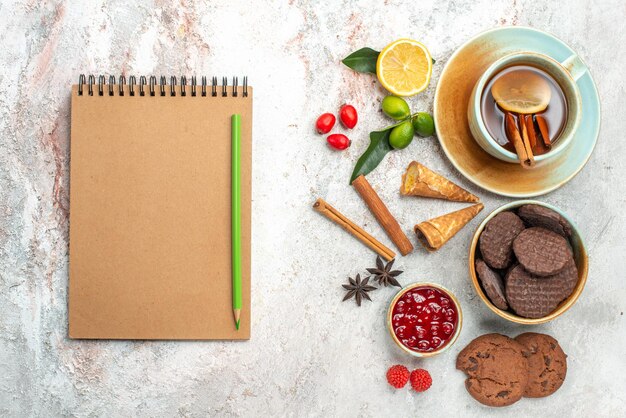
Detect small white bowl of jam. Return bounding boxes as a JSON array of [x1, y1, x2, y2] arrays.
[[387, 283, 463, 358]]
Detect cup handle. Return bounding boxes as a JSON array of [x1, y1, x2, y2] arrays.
[[561, 54, 586, 82]]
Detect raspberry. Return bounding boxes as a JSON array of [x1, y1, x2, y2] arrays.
[[386, 365, 410, 389], [410, 369, 432, 392]]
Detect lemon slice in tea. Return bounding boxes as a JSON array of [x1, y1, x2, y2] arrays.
[[491, 70, 552, 114], [376, 39, 432, 97]]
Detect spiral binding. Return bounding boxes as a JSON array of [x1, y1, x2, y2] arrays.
[[77, 74, 249, 97]]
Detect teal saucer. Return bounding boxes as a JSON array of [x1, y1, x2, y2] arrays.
[[434, 26, 600, 197]]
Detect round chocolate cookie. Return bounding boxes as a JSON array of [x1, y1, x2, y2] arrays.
[[513, 227, 571, 276], [475, 259, 508, 310], [456, 333, 529, 407], [479, 212, 525, 269], [518, 204, 572, 238], [547, 257, 579, 301], [515, 333, 567, 398], [505, 264, 572, 319]]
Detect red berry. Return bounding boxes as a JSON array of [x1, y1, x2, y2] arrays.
[[339, 104, 358, 129], [409, 369, 432, 392], [315, 113, 336, 134], [386, 365, 410, 389], [326, 133, 351, 150]]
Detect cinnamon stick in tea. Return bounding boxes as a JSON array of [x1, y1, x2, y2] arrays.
[[505, 112, 535, 169], [535, 115, 552, 150], [313, 198, 396, 261], [524, 115, 538, 151], [518, 113, 535, 166], [352, 175, 414, 256]]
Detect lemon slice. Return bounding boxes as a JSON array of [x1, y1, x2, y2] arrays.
[[376, 39, 432, 97], [491, 70, 551, 114]]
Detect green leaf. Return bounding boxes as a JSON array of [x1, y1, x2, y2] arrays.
[[432, 57, 436, 64], [342, 47, 380, 74], [350, 127, 395, 183]]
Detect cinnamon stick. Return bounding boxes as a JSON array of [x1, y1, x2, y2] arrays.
[[313, 198, 395, 261], [518, 113, 535, 167], [524, 115, 538, 151], [352, 175, 414, 256], [535, 115, 552, 150], [504, 112, 534, 169]]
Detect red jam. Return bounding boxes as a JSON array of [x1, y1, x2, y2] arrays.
[[391, 286, 459, 353]]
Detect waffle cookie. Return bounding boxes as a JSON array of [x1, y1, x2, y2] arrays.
[[518, 204, 572, 238], [512, 227, 571, 277], [479, 212, 525, 269], [475, 259, 508, 310], [505, 264, 574, 319]]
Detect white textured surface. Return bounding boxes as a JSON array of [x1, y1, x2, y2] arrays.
[[1, 0, 625, 416]]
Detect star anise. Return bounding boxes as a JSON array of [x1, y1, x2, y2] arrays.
[[342, 274, 376, 306], [367, 256, 403, 287]]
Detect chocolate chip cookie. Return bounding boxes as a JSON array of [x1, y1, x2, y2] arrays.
[[513, 227, 571, 277], [475, 259, 508, 310], [456, 333, 529, 407], [518, 204, 572, 238], [479, 212, 525, 269], [505, 264, 572, 319], [515, 333, 567, 398]]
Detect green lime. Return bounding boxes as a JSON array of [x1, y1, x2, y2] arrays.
[[411, 112, 435, 137], [389, 121, 414, 149], [381, 95, 411, 120]]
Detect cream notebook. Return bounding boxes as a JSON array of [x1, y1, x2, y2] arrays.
[[69, 75, 252, 339]]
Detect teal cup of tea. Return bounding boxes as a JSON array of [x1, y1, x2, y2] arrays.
[[468, 51, 586, 165]]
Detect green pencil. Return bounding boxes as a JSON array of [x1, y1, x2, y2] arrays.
[[231, 114, 242, 330]]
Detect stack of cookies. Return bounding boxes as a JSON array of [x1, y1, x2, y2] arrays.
[[457, 332, 567, 407], [475, 204, 579, 319]]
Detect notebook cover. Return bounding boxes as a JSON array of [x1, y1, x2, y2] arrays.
[[69, 83, 252, 339]]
